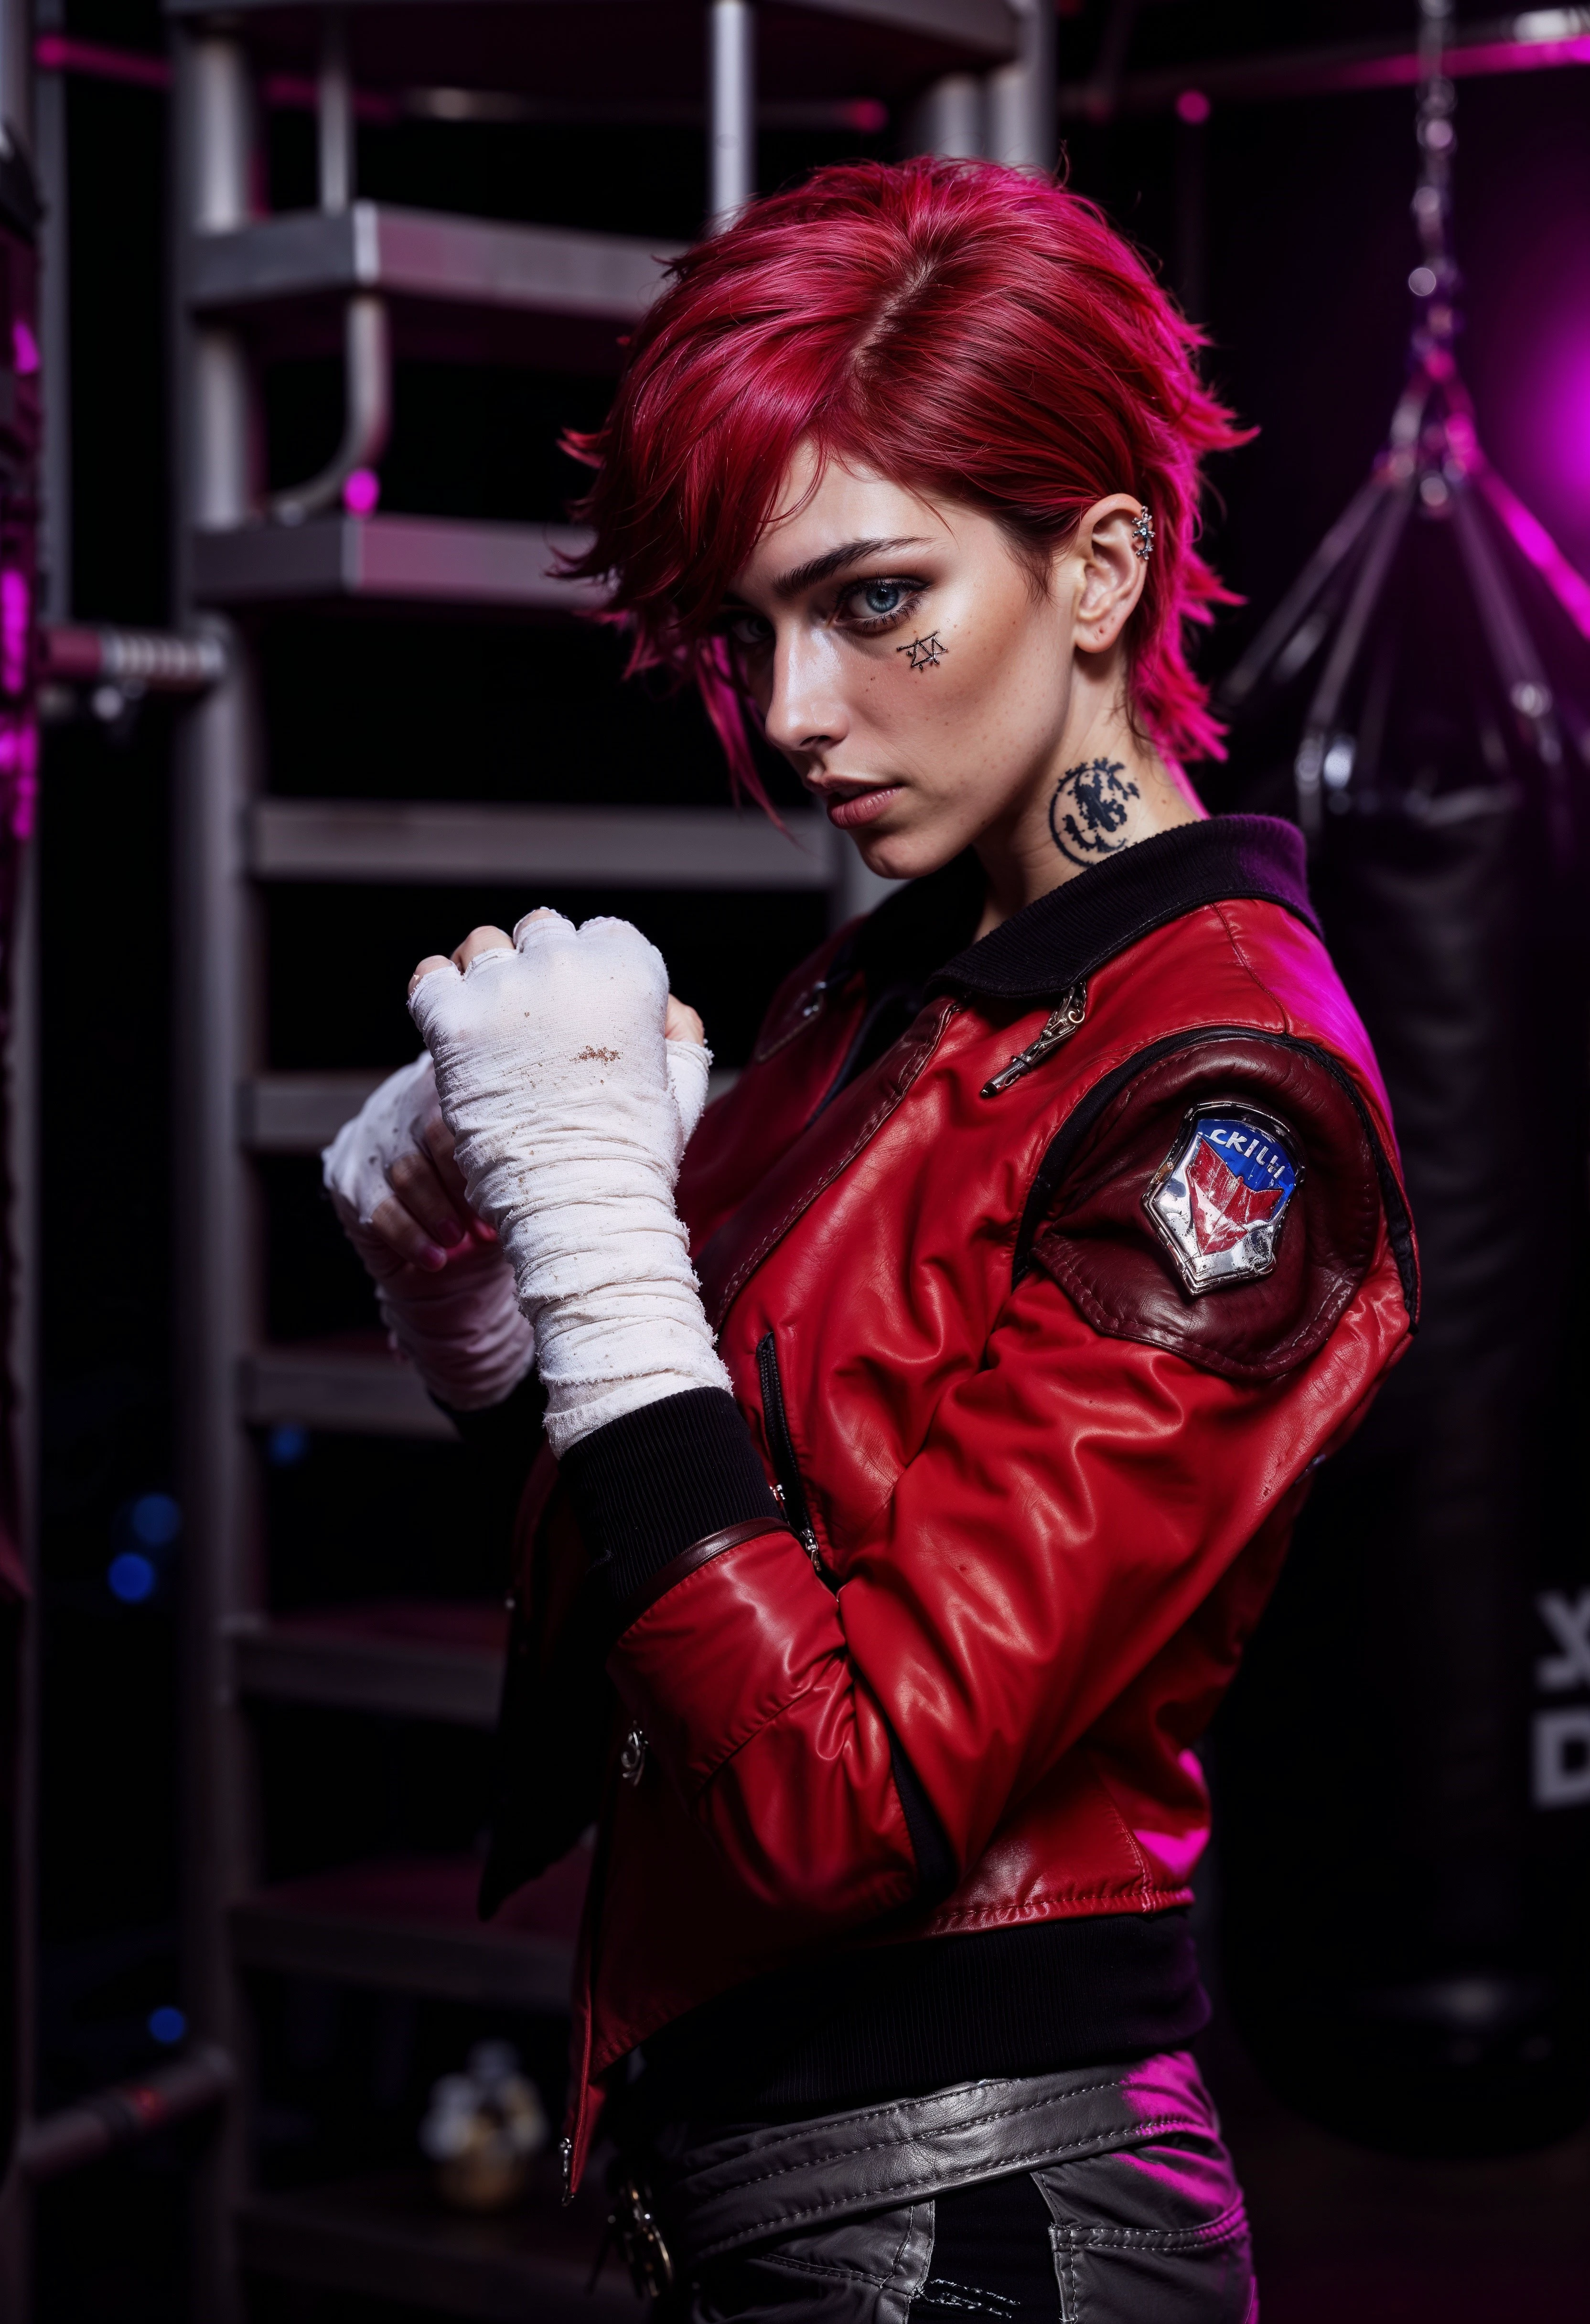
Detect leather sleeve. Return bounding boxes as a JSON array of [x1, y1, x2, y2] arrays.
[[605, 1208, 1410, 1927], [1026, 1031, 1403, 1382]]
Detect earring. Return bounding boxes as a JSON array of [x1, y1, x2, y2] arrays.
[[1131, 508, 1155, 561]]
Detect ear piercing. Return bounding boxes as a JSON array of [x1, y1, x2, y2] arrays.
[[1132, 508, 1155, 560]]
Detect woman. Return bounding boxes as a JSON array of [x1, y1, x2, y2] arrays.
[[325, 161, 1417, 2323]]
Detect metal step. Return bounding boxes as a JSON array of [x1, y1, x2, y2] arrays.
[[164, 0, 1020, 72], [191, 200, 680, 318], [244, 1065, 741, 1154], [248, 798, 834, 888], [236, 2168, 630, 2323], [229, 1851, 586, 2011], [190, 515, 599, 609], [239, 1342, 457, 1440], [231, 1600, 507, 1726], [240, 1069, 387, 1153]]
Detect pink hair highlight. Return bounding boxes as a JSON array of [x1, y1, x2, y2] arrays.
[[564, 159, 1248, 798]]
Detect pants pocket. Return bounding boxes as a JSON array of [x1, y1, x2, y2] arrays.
[[1046, 2190, 1254, 2324], [1031, 2095, 1256, 2324], [692, 2201, 934, 2324]]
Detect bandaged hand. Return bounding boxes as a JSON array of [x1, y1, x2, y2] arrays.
[[407, 911, 727, 1454], [322, 1054, 536, 1412]]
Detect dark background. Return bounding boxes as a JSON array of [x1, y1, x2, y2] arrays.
[[31, 1, 1590, 2315]]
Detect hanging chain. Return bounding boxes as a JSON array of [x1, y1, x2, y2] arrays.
[[1410, 0, 1458, 352]]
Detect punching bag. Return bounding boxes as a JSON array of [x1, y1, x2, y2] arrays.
[[1214, 502, 1590, 2155]]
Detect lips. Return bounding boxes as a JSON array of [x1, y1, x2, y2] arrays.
[[822, 785, 902, 829]]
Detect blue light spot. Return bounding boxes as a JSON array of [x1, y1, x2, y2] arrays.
[[107, 1551, 157, 1604], [266, 1424, 311, 1468], [129, 1493, 182, 1548], [148, 2005, 186, 2046]]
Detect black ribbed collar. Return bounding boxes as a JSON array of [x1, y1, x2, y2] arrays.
[[842, 815, 1315, 1007]]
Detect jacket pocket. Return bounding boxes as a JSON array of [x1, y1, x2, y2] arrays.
[[755, 1329, 827, 1577]]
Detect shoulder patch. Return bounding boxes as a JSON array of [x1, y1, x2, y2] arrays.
[[1029, 1035, 1386, 1383], [1145, 1105, 1300, 1294]]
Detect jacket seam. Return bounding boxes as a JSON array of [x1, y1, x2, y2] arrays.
[[686, 1655, 850, 1805], [919, 1884, 1193, 1933], [1211, 901, 1296, 1034], [1078, 1748, 1156, 1904], [1038, 1238, 1366, 1381]]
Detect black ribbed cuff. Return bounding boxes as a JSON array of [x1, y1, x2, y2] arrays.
[[435, 1368, 548, 1452], [559, 1387, 782, 1614]]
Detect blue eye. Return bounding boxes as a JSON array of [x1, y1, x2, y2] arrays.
[[859, 581, 906, 616], [726, 610, 773, 648]]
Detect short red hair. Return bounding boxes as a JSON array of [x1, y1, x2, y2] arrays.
[[565, 158, 1247, 794]]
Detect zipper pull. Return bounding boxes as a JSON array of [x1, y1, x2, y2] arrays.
[[619, 1724, 648, 1786], [981, 982, 1088, 1097], [559, 2135, 575, 2206], [772, 1483, 823, 1571]]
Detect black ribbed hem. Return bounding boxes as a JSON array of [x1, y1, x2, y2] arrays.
[[633, 1912, 1209, 2130], [560, 1387, 782, 1614]]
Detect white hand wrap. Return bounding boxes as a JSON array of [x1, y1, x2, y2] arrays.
[[322, 1055, 536, 1413], [408, 912, 728, 1454]]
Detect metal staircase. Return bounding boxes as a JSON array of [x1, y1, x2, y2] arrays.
[[166, 3, 1051, 2313]]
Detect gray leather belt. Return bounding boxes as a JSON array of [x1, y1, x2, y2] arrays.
[[644, 2053, 1213, 2274]]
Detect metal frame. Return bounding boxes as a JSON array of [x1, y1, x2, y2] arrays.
[[165, 6, 1052, 2315]]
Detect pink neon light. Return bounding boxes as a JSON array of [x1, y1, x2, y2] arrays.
[[0, 569, 30, 698], [11, 319, 38, 378], [34, 33, 170, 92], [1320, 33, 1590, 95], [838, 99, 889, 134], [0, 717, 39, 840], [343, 467, 381, 517], [1476, 466, 1590, 644], [1134, 1826, 1208, 1882], [33, 37, 398, 120], [1175, 89, 1211, 125], [260, 73, 399, 125]]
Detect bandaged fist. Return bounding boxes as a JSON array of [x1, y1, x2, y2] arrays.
[[407, 911, 729, 1453], [322, 1054, 535, 1411], [322, 1052, 484, 1275]]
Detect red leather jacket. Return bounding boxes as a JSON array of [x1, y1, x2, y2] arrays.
[[487, 818, 1418, 2186]]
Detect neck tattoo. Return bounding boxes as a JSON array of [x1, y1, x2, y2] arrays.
[[1048, 757, 1140, 868], [896, 632, 945, 671]]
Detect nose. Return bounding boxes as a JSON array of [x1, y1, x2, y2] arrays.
[[762, 628, 849, 761]]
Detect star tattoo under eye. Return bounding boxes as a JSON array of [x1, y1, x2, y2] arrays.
[[896, 632, 945, 671], [1048, 758, 1140, 868]]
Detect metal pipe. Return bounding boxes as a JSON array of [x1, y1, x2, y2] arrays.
[[707, 0, 754, 231], [0, 0, 32, 155], [187, 35, 250, 236], [987, 0, 1055, 170], [266, 293, 390, 525], [40, 623, 227, 690], [266, 9, 387, 525], [317, 9, 351, 215], [36, 0, 67, 622], [17, 2050, 236, 2183], [172, 31, 257, 2320], [903, 73, 983, 159]]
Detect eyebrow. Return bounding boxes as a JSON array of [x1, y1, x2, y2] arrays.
[[772, 536, 935, 599]]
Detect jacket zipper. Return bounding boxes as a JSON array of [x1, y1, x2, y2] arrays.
[[755, 1331, 825, 1573], [980, 981, 1088, 1097]]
